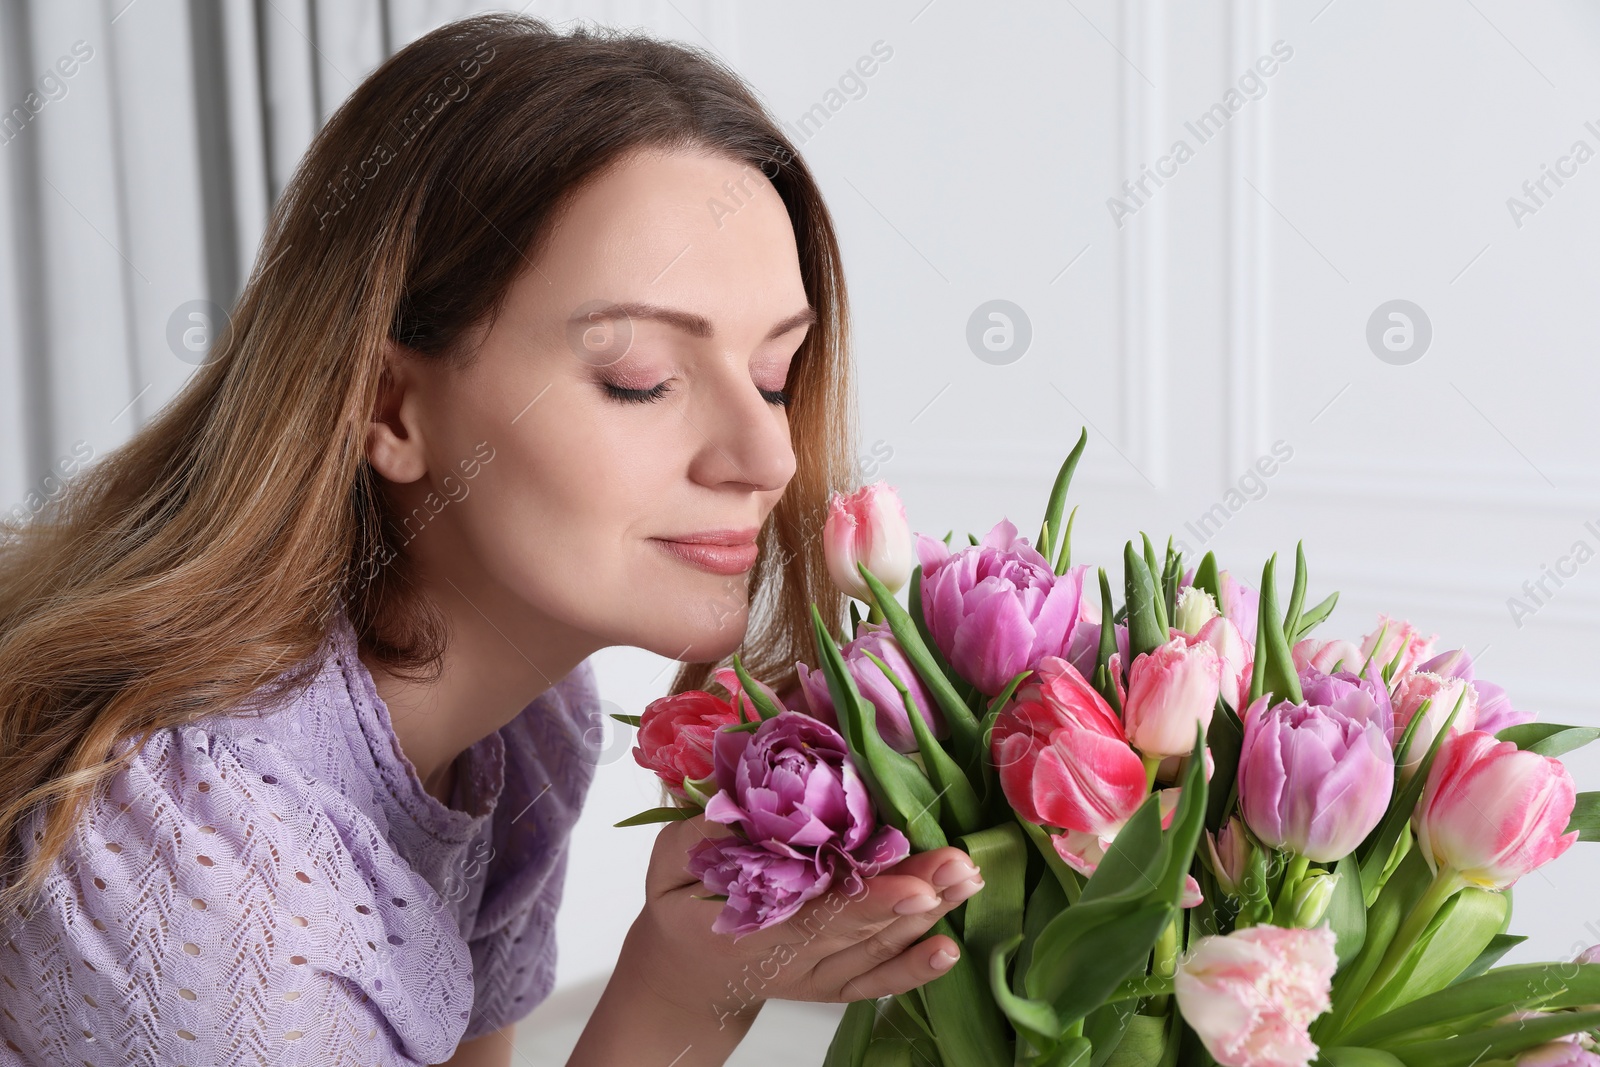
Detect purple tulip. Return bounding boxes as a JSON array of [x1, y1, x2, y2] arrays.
[[1298, 665, 1395, 740], [1238, 696, 1395, 863], [1417, 648, 1534, 736], [794, 622, 946, 753], [686, 711, 909, 936], [915, 519, 1088, 696]]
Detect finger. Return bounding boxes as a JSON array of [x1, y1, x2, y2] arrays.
[[644, 813, 735, 897], [809, 872, 984, 992], [799, 846, 982, 948], [835, 931, 963, 1002]]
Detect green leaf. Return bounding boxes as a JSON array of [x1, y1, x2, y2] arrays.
[[1039, 427, 1089, 564], [1496, 722, 1600, 757], [1325, 854, 1368, 969], [1055, 505, 1080, 576], [1451, 934, 1526, 985], [918, 916, 1012, 1064], [1124, 543, 1165, 659], [861, 647, 985, 836], [1256, 553, 1303, 705], [1096, 568, 1122, 712], [1569, 791, 1600, 842], [1099, 1013, 1167, 1067], [989, 932, 1061, 1054], [1016, 813, 1084, 904], [1383, 1008, 1600, 1067], [1204, 699, 1245, 832], [1318, 849, 1435, 1044], [860, 564, 984, 778], [958, 821, 1029, 992], [612, 806, 693, 827], [1193, 552, 1221, 603], [1317, 1050, 1406, 1067], [1340, 962, 1600, 1049], [729, 653, 784, 720], [823, 998, 877, 1067], [809, 607, 948, 852], [1358, 694, 1468, 902], [1141, 533, 1170, 635], [1285, 541, 1309, 639], [608, 712, 642, 727], [1291, 591, 1340, 644], [849, 599, 864, 641], [1346, 887, 1508, 1024]]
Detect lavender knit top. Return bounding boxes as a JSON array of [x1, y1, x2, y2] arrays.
[[0, 608, 600, 1065]]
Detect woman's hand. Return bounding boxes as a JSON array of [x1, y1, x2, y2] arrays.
[[633, 814, 984, 1018], [566, 815, 983, 1066]]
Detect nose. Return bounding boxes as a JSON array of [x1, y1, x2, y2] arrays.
[[684, 368, 797, 495]]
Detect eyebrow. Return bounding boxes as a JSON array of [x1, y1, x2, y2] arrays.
[[570, 301, 818, 342]]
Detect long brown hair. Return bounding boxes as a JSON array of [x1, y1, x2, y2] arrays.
[[0, 12, 855, 917]]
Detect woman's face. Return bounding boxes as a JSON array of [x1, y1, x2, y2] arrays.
[[370, 147, 807, 666]]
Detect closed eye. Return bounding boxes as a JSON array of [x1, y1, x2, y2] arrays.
[[602, 381, 791, 407]]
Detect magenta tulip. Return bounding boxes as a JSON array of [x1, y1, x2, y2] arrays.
[[824, 482, 914, 601], [915, 519, 1087, 696], [1116, 635, 1224, 760], [1238, 696, 1394, 863], [1414, 729, 1578, 889]]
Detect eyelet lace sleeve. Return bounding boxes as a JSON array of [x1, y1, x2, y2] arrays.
[[0, 723, 479, 1066]]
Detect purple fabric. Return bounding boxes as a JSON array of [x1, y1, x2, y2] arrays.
[[0, 608, 598, 1065]]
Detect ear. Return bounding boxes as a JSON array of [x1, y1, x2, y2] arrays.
[[366, 339, 429, 484]]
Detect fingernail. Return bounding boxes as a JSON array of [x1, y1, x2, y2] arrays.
[[942, 876, 985, 903], [930, 948, 959, 971], [932, 858, 978, 887], [894, 892, 940, 915]]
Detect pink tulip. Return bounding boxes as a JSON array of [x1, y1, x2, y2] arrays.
[[1175, 924, 1338, 1067], [1196, 616, 1254, 712], [793, 623, 946, 754], [1217, 571, 1260, 648], [1414, 730, 1579, 889], [991, 656, 1146, 836], [1116, 635, 1224, 760], [1292, 637, 1364, 675], [1418, 648, 1536, 736], [1238, 696, 1394, 862], [1519, 1041, 1600, 1066], [1392, 671, 1478, 777], [1049, 787, 1204, 908], [915, 519, 1088, 696], [1359, 614, 1437, 677], [824, 482, 914, 601]]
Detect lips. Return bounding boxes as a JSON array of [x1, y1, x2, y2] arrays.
[[653, 528, 760, 575]]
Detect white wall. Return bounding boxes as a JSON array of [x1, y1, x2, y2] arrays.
[[2, 0, 1597, 1018]]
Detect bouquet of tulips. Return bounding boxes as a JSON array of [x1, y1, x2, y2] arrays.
[[616, 429, 1600, 1067]]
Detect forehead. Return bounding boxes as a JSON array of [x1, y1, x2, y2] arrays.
[[529, 147, 805, 316]]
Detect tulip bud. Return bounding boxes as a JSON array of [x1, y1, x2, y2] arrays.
[[1392, 671, 1479, 779], [1290, 871, 1339, 928], [1414, 730, 1579, 890], [824, 482, 914, 602], [1359, 614, 1438, 679], [1118, 636, 1224, 760], [1175, 587, 1220, 635], [1205, 817, 1253, 898]]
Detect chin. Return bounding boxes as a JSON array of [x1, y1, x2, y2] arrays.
[[635, 617, 749, 665]]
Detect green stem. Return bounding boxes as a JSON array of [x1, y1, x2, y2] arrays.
[[1272, 854, 1311, 926], [1345, 867, 1465, 1026], [865, 598, 885, 626], [1149, 916, 1180, 1014], [1142, 754, 1163, 791]]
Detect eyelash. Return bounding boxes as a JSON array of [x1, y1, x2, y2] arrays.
[[602, 381, 791, 407]]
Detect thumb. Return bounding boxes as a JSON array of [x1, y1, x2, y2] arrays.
[[644, 813, 735, 898]]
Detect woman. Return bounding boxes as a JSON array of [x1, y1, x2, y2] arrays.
[[0, 13, 984, 1067]]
